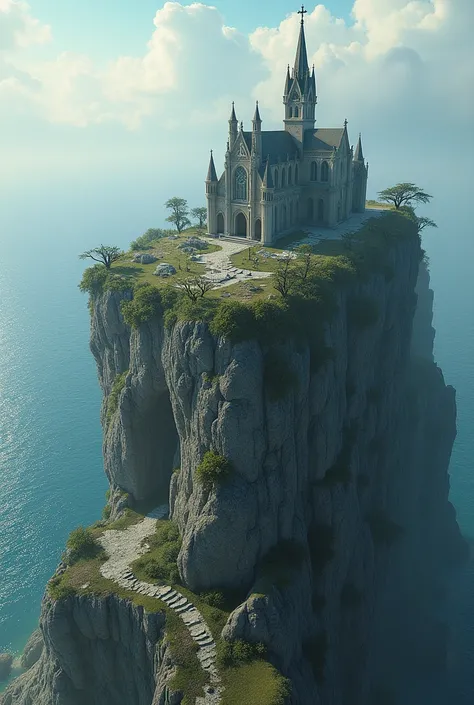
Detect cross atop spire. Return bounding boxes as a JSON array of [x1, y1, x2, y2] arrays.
[[293, 5, 310, 79], [298, 5, 307, 25]]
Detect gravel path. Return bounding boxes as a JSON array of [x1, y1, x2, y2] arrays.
[[200, 238, 272, 289], [98, 507, 222, 705]]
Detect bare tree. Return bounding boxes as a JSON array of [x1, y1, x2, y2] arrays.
[[178, 276, 214, 302], [416, 216, 437, 233], [273, 255, 297, 298], [79, 245, 122, 269], [377, 183, 433, 210], [295, 244, 314, 280]]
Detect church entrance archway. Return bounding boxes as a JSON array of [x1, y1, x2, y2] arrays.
[[307, 198, 314, 222], [235, 212, 247, 237], [318, 199, 324, 223], [254, 219, 262, 241], [217, 213, 224, 234]]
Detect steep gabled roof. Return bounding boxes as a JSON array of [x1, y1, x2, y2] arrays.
[[243, 130, 298, 164], [206, 151, 218, 181], [304, 128, 345, 152]]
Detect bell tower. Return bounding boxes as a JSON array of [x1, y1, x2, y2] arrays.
[[283, 5, 317, 143]]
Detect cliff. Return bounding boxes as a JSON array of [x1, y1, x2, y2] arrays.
[[2, 213, 467, 705]]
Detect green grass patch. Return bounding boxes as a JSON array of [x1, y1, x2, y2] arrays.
[[65, 527, 104, 565], [132, 520, 181, 585], [217, 640, 267, 668], [106, 371, 128, 422], [167, 609, 209, 705], [221, 661, 291, 705], [264, 350, 297, 402], [367, 511, 404, 546], [195, 451, 233, 490]]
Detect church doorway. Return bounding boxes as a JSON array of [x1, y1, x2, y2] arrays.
[[235, 212, 247, 237], [307, 198, 314, 222], [216, 213, 224, 234], [254, 219, 262, 241], [318, 199, 324, 223]]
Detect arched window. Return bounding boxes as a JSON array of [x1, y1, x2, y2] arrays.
[[288, 165, 292, 185], [281, 168, 286, 188], [294, 106, 299, 118], [274, 169, 279, 189], [321, 161, 329, 182], [234, 166, 248, 200], [295, 164, 299, 184], [310, 161, 317, 181], [289, 107, 293, 118]]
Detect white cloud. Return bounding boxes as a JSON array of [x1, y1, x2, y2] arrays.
[[0, 0, 472, 142]]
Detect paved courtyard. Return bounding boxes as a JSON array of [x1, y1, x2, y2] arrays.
[[198, 208, 384, 288]]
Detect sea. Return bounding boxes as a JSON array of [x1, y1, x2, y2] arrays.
[[0, 167, 472, 702]]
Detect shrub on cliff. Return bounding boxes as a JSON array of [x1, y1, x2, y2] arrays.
[[130, 228, 167, 251], [65, 527, 104, 565], [79, 264, 109, 295], [217, 639, 266, 669], [121, 284, 162, 327], [106, 371, 128, 422], [132, 520, 181, 585], [195, 451, 233, 490]]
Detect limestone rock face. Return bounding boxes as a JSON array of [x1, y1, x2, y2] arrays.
[[7, 228, 465, 705], [0, 594, 172, 705], [20, 631, 43, 670], [0, 654, 13, 682]]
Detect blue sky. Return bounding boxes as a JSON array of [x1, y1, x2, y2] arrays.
[[0, 0, 472, 216]]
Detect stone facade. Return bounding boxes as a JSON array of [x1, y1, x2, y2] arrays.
[[206, 12, 368, 244]]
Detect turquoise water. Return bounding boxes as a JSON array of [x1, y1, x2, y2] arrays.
[[0, 170, 472, 701]]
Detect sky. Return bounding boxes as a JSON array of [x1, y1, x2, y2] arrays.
[[0, 0, 473, 214]]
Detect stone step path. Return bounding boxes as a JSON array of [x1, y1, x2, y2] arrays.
[[98, 506, 222, 705]]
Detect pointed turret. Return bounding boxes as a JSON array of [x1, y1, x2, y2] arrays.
[[262, 157, 274, 189], [354, 133, 364, 162], [206, 150, 218, 182], [294, 5, 310, 80], [229, 102, 238, 150], [284, 65, 291, 97], [253, 101, 262, 125]]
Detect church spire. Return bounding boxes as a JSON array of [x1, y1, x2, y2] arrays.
[[262, 157, 274, 189], [253, 101, 262, 124], [228, 102, 238, 150], [206, 150, 218, 182], [354, 133, 364, 162], [294, 5, 310, 80]]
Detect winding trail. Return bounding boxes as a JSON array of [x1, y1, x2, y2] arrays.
[[98, 506, 222, 705]]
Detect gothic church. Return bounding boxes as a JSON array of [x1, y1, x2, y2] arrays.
[[205, 6, 368, 244]]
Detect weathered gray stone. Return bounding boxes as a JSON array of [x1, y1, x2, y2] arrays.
[[0, 654, 13, 682], [154, 263, 176, 277], [20, 631, 43, 671]]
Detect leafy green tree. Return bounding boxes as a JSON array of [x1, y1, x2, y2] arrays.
[[131, 228, 165, 250], [191, 207, 207, 229], [165, 197, 191, 233], [416, 216, 437, 233], [377, 183, 433, 210], [79, 245, 122, 269]]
